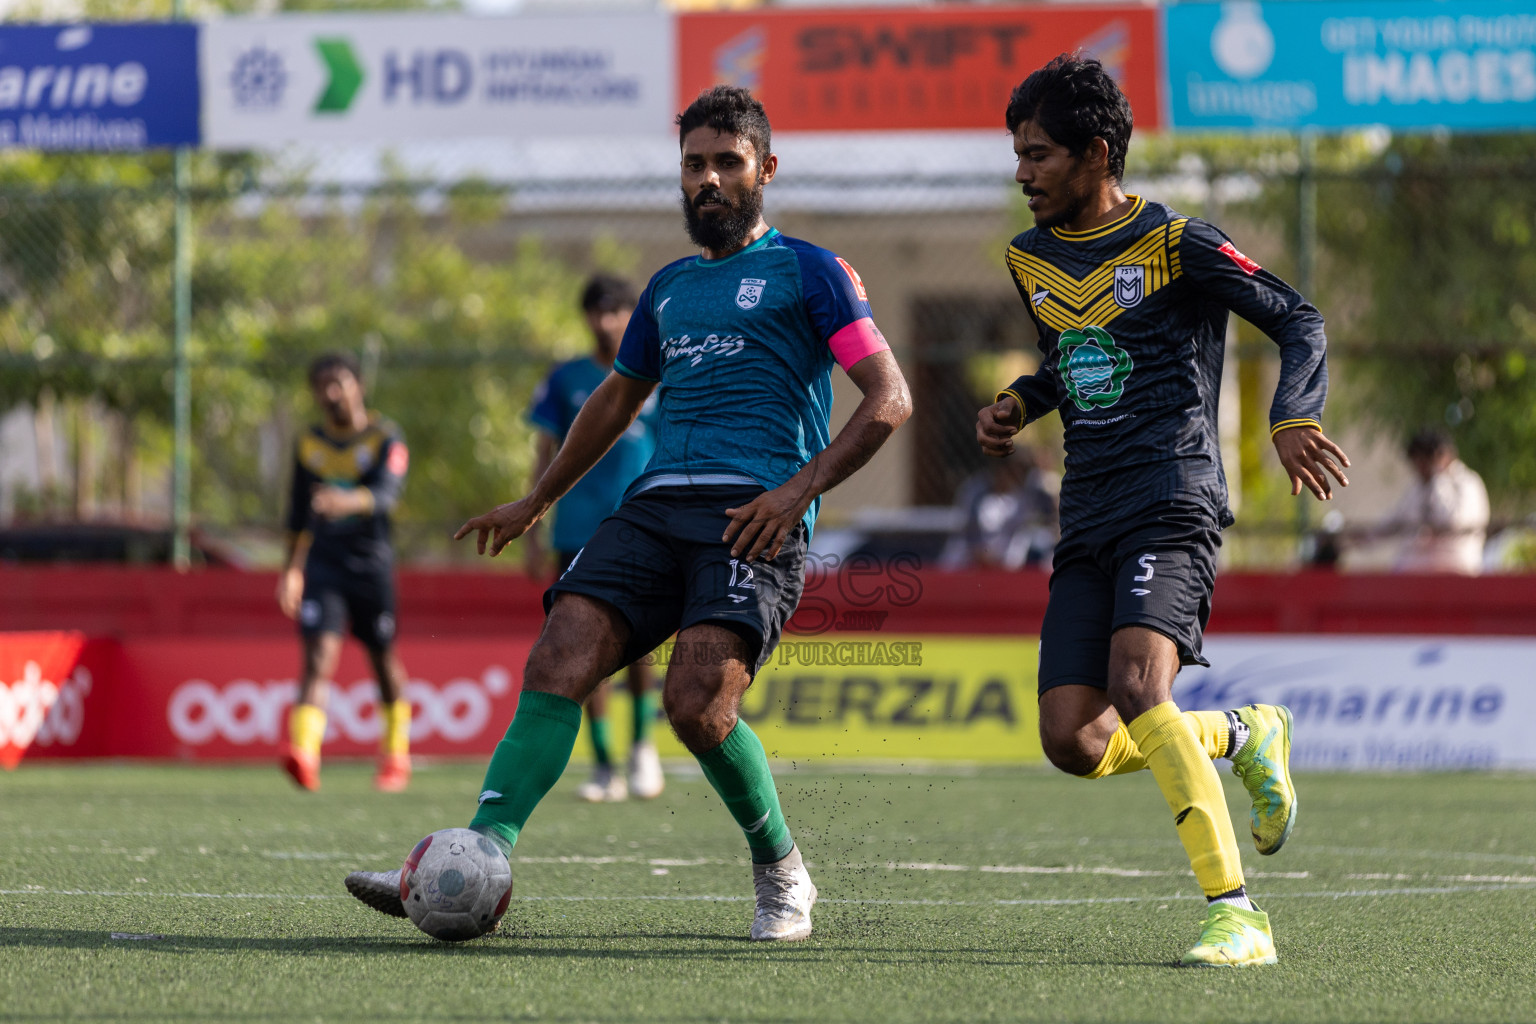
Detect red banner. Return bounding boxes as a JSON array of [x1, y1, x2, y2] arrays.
[[676, 4, 1163, 132], [15, 636, 533, 763], [0, 631, 88, 768]]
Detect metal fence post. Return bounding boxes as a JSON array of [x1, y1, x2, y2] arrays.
[[170, 0, 192, 570]]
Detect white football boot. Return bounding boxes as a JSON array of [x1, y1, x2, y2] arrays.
[[750, 847, 817, 941], [344, 869, 406, 918], [576, 763, 628, 803], [627, 741, 665, 800]]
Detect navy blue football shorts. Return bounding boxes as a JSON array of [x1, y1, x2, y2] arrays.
[[544, 485, 807, 676], [299, 560, 398, 651], [1038, 503, 1220, 695]]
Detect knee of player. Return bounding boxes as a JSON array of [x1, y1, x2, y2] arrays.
[[661, 678, 732, 751], [522, 641, 595, 701], [1038, 721, 1104, 777]]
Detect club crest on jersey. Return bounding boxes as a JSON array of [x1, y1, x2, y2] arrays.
[[736, 278, 767, 310], [1113, 265, 1145, 308], [1057, 326, 1134, 411]]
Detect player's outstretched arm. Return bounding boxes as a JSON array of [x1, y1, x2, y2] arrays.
[[455, 373, 656, 557], [1273, 425, 1351, 501], [724, 350, 912, 562]]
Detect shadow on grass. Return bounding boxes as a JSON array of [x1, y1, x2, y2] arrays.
[[0, 926, 1122, 967]]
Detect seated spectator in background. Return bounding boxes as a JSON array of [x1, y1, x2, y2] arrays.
[[940, 447, 1059, 570], [1382, 428, 1489, 574]]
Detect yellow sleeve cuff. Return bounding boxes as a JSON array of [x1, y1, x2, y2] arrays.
[[996, 389, 1028, 428], [1270, 418, 1321, 438]]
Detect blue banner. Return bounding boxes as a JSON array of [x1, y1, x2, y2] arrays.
[[0, 23, 198, 150], [1166, 1, 1536, 131]]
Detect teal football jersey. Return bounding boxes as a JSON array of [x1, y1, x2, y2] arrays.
[[614, 229, 889, 535]]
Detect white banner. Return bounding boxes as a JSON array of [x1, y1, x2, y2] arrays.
[[1175, 636, 1536, 770], [201, 12, 675, 148]]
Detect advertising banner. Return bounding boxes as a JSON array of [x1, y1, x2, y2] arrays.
[[12, 630, 1536, 770], [677, 4, 1162, 132], [1177, 636, 1536, 770], [14, 633, 1041, 764], [1166, 0, 1536, 131], [0, 23, 199, 150], [0, 631, 88, 768], [202, 12, 674, 148]]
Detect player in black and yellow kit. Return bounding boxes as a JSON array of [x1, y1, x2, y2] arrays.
[[977, 57, 1352, 966], [277, 353, 413, 793]]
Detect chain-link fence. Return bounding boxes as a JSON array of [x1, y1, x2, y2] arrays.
[[2, 142, 1534, 571]]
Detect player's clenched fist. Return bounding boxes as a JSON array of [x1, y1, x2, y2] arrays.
[[454, 497, 548, 557], [976, 396, 1023, 457]]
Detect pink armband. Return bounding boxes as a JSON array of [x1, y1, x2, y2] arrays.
[[828, 317, 890, 371]]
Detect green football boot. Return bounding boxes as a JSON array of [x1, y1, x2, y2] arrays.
[[1229, 703, 1297, 856], [1180, 902, 1278, 967]]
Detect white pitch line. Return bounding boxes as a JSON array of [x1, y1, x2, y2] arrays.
[[4, 882, 1533, 907]]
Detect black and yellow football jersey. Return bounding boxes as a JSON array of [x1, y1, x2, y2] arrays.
[[998, 195, 1328, 537], [285, 416, 407, 573]]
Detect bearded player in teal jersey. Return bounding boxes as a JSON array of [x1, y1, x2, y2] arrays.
[[978, 56, 1352, 966], [344, 86, 912, 941]]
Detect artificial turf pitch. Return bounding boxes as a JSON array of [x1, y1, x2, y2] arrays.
[[1, 760, 1533, 1023]]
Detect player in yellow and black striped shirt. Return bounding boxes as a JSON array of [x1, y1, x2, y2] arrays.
[[277, 352, 412, 794], [976, 56, 1351, 968]]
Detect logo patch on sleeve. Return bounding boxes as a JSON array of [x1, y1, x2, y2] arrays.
[[1219, 241, 1262, 275], [387, 442, 409, 476], [835, 257, 869, 301]]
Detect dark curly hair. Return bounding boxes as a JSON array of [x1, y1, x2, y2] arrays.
[[1005, 54, 1133, 182], [308, 351, 362, 387], [579, 273, 636, 314], [676, 85, 772, 163]]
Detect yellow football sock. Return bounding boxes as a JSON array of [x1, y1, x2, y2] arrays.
[[1185, 709, 1232, 760], [1083, 711, 1232, 779], [288, 703, 327, 756], [380, 700, 412, 756], [1082, 721, 1147, 777], [1128, 701, 1245, 897]]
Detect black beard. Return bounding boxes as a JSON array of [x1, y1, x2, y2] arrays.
[[1028, 181, 1088, 229], [681, 181, 765, 253]]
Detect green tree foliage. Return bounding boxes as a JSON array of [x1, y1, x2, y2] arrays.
[[1130, 131, 1536, 517], [0, 149, 621, 561], [191, 178, 603, 557], [1314, 135, 1536, 512]]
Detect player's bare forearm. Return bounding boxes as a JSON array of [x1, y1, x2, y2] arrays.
[[796, 352, 910, 498], [532, 373, 654, 508], [1273, 424, 1351, 501], [724, 350, 911, 561], [282, 530, 311, 574], [523, 434, 557, 573], [456, 373, 655, 557]]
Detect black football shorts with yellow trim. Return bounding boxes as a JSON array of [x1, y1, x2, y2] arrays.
[[299, 559, 398, 651], [544, 485, 807, 676], [1038, 502, 1220, 694]]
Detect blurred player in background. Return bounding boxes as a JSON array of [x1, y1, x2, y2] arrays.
[[977, 56, 1351, 966], [277, 352, 412, 793], [346, 85, 911, 941], [526, 274, 664, 802]]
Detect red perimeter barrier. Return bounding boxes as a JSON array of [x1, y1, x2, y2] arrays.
[[3, 566, 1536, 637], [4, 567, 1535, 765]]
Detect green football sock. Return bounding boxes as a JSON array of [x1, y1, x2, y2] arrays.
[[588, 714, 613, 767], [469, 690, 582, 855], [695, 719, 795, 864], [632, 689, 658, 746]]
